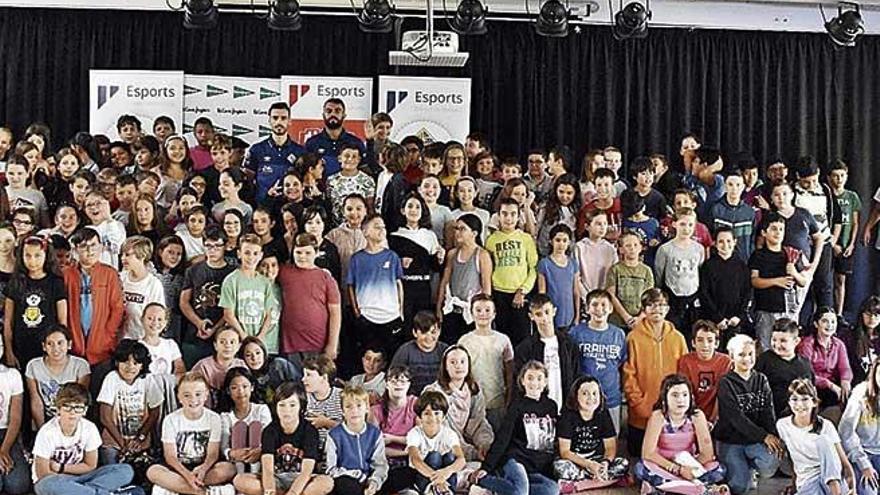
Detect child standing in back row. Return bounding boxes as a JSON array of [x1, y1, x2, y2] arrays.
[[654, 207, 705, 338]]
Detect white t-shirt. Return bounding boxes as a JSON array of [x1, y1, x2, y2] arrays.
[[161, 408, 222, 466], [97, 372, 164, 440], [140, 337, 182, 375], [405, 423, 460, 459], [375, 170, 393, 210], [458, 331, 514, 410], [121, 271, 166, 340], [175, 225, 206, 262], [542, 336, 563, 411], [92, 218, 127, 268], [776, 416, 842, 489], [32, 417, 102, 482], [0, 365, 23, 430]]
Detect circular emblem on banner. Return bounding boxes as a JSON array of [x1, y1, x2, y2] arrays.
[[395, 120, 455, 145]]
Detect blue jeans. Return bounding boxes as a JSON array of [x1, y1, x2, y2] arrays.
[[0, 429, 30, 495], [717, 441, 780, 495], [34, 463, 134, 495], [854, 452, 880, 495], [415, 452, 458, 493], [479, 458, 559, 495]]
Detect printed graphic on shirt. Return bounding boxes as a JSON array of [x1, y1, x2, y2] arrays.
[[523, 413, 556, 452], [570, 422, 602, 458], [576, 342, 623, 371], [51, 441, 86, 465], [124, 291, 146, 305], [194, 282, 222, 314], [176, 430, 211, 465], [735, 390, 770, 415], [40, 379, 63, 417], [276, 443, 306, 473], [0, 390, 6, 425], [237, 290, 266, 327], [697, 371, 716, 394], [23, 292, 46, 328], [494, 239, 524, 267], [114, 388, 147, 437]]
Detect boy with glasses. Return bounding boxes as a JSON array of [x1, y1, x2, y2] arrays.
[[622, 288, 687, 456], [33, 383, 142, 495], [64, 227, 125, 367], [179, 226, 235, 368]]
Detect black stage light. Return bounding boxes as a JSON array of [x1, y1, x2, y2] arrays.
[[612, 1, 651, 40], [535, 0, 569, 37], [825, 2, 864, 47], [269, 0, 303, 31], [183, 0, 219, 29], [358, 0, 395, 33], [450, 0, 488, 35]]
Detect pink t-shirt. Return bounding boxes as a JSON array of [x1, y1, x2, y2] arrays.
[[189, 145, 213, 171], [371, 395, 417, 451], [278, 265, 341, 353]]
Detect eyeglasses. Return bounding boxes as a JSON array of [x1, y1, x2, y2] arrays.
[[388, 376, 411, 384], [59, 403, 87, 414], [76, 242, 101, 252], [12, 219, 33, 226], [646, 303, 670, 310], [204, 242, 225, 249]]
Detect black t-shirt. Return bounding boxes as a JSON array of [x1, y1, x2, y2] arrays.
[[3, 273, 67, 364], [261, 420, 320, 474], [182, 261, 235, 341], [748, 247, 788, 313], [556, 407, 616, 461]]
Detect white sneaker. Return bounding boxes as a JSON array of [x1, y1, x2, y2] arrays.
[[207, 484, 236, 495], [151, 487, 178, 495]]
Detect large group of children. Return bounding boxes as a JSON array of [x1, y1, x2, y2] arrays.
[[0, 98, 878, 495]]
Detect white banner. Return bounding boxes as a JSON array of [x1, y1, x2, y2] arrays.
[[279, 76, 373, 143], [378, 76, 471, 144], [89, 70, 184, 141], [182, 75, 282, 144]]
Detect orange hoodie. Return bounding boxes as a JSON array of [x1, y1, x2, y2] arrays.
[[622, 319, 687, 429]]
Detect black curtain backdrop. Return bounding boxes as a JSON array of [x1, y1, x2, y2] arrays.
[[1, 6, 879, 311]]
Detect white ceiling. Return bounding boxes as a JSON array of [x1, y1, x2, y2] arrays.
[[2, 0, 879, 33]]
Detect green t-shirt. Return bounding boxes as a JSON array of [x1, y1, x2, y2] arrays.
[[605, 261, 655, 326], [834, 189, 862, 249], [219, 270, 278, 353]]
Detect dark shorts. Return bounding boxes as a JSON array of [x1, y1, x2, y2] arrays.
[[833, 252, 854, 274]]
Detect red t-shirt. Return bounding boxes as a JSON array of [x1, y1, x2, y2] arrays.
[[576, 198, 622, 240], [676, 352, 733, 422], [278, 265, 341, 353]]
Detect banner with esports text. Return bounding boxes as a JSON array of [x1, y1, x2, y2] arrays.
[[378, 76, 471, 144], [182, 75, 282, 143], [280, 76, 373, 143], [89, 70, 184, 140]]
